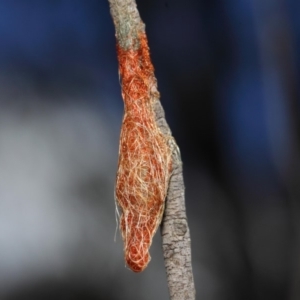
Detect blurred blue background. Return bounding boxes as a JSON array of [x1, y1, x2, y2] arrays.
[[0, 0, 299, 299]]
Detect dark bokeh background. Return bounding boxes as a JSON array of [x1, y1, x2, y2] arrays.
[[0, 0, 299, 299]]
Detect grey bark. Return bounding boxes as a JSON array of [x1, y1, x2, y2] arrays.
[[153, 101, 195, 300], [107, 0, 196, 299]]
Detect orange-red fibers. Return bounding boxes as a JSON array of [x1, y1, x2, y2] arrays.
[[115, 32, 172, 272]]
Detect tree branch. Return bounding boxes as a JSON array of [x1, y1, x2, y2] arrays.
[[107, 0, 195, 298]]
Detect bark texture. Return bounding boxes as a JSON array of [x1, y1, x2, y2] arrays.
[[108, 0, 195, 298]]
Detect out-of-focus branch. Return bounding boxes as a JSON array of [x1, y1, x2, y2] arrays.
[[107, 0, 195, 299], [252, 1, 300, 299]]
